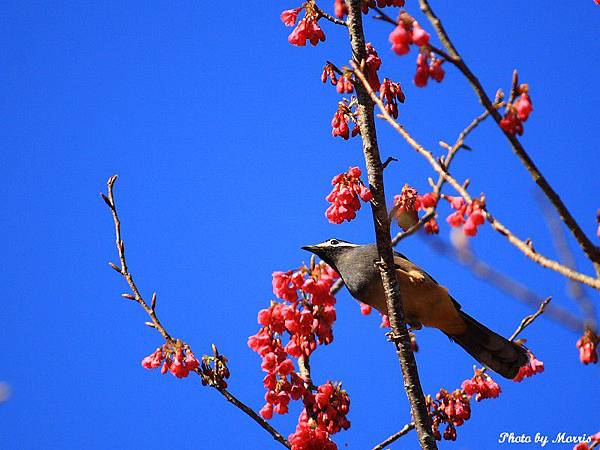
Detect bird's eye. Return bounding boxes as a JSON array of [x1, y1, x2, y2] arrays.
[[330, 239, 339, 246]]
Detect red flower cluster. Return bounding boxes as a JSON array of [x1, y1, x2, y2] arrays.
[[306, 381, 351, 434], [461, 368, 501, 401], [289, 414, 337, 450], [512, 352, 544, 382], [331, 102, 359, 140], [333, 0, 405, 18], [282, 5, 326, 47], [445, 196, 486, 237], [414, 51, 445, 87], [379, 78, 405, 118], [249, 262, 340, 418], [287, 382, 350, 450], [573, 433, 600, 450], [426, 367, 503, 441], [389, 13, 430, 55], [361, 0, 405, 14], [393, 184, 438, 232], [336, 73, 353, 94], [320, 64, 353, 94], [321, 63, 338, 86], [325, 167, 373, 224], [500, 84, 533, 136], [576, 329, 598, 365], [365, 43, 382, 91], [427, 389, 471, 441], [141, 340, 200, 379]]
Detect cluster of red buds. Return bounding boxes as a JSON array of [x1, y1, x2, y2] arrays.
[[445, 196, 486, 237], [426, 368, 504, 441], [388, 12, 430, 55], [461, 368, 501, 401], [141, 340, 200, 379], [331, 102, 359, 140], [379, 78, 405, 118], [321, 63, 339, 86], [321, 64, 354, 94], [289, 413, 337, 450], [512, 351, 545, 382], [576, 329, 598, 365], [427, 389, 471, 441], [336, 73, 353, 94], [325, 166, 373, 223], [288, 382, 350, 450], [248, 261, 341, 419], [500, 84, 533, 136], [333, 0, 405, 19], [282, 4, 326, 47], [392, 184, 439, 233], [364, 43, 382, 91], [573, 433, 600, 450], [305, 381, 351, 434], [414, 51, 445, 87]]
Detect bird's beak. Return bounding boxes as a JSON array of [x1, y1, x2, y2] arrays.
[[301, 245, 320, 253]]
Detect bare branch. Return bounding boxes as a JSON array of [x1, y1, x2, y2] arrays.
[[346, 2, 437, 448], [102, 175, 291, 449], [314, 3, 347, 26], [372, 422, 416, 450], [509, 297, 551, 342]]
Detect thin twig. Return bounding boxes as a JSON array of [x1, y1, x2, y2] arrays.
[[102, 175, 291, 449], [352, 66, 600, 291], [418, 0, 600, 276], [314, 3, 347, 26], [509, 297, 551, 342], [372, 422, 416, 450], [507, 69, 519, 105], [346, 2, 437, 448]]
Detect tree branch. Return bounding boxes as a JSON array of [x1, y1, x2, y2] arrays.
[[372, 422, 416, 450], [102, 175, 291, 449], [418, 0, 600, 276], [346, 2, 437, 448], [314, 3, 347, 26], [508, 297, 551, 342], [353, 67, 600, 291]]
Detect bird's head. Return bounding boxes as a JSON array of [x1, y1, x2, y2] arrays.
[[301, 238, 360, 267]]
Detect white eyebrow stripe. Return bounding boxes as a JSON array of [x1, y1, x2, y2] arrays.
[[326, 241, 359, 247]]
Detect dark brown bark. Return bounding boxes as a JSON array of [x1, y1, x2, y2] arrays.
[[345, 2, 437, 449]]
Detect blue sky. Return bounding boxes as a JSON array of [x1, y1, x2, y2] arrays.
[[1, 1, 598, 449]]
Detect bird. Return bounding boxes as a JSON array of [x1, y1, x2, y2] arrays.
[[302, 238, 528, 379]]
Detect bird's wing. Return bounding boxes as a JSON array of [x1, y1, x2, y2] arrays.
[[393, 251, 462, 310]]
